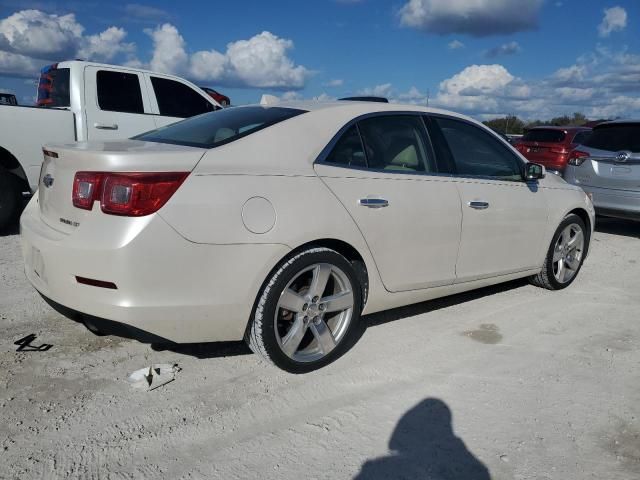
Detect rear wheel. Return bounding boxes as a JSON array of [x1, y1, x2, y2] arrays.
[[247, 247, 363, 373], [0, 169, 21, 231], [530, 214, 587, 290]]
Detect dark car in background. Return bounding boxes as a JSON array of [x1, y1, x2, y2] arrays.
[[200, 87, 230, 107], [515, 126, 592, 175], [564, 121, 640, 221]]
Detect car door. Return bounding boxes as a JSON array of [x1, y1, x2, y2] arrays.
[[146, 75, 218, 129], [84, 66, 156, 140], [314, 114, 462, 292], [425, 115, 548, 283]]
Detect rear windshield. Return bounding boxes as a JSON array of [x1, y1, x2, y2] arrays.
[[584, 123, 640, 152], [37, 65, 70, 107], [135, 106, 306, 148], [522, 129, 566, 143]]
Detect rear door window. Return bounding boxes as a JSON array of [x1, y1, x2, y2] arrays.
[[431, 116, 523, 181], [151, 77, 217, 118], [572, 131, 591, 145], [357, 115, 435, 173], [96, 70, 144, 114], [584, 124, 640, 152], [325, 125, 367, 168], [522, 129, 566, 143], [135, 106, 305, 148]]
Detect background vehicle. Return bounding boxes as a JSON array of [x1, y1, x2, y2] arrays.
[[21, 101, 594, 373], [0, 93, 17, 105], [0, 61, 221, 230], [200, 87, 230, 107], [564, 120, 640, 220], [515, 126, 591, 175]]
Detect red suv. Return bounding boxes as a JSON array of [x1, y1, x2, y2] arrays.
[[515, 126, 592, 175]]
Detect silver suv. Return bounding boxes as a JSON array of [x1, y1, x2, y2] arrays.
[[564, 121, 640, 220]]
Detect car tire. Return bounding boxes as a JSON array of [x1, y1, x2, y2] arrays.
[[247, 247, 363, 373], [529, 213, 588, 290], [0, 169, 21, 231]]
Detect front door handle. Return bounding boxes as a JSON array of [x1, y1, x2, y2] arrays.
[[468, 201, 489, 210], [94, 123, 118, 130], [359, 198, 389, 208]]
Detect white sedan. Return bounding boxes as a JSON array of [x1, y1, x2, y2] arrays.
[[21, 101, 595, 373]]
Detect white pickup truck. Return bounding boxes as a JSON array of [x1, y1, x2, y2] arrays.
[[0, 60, 222, 229]]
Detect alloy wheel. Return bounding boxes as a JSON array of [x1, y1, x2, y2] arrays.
[[552, 223, 584, 284], [274, 263, 354, 363]]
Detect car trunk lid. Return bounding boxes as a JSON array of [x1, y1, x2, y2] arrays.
[[578, 146, 640, 191], [38, 140, 207, 234]]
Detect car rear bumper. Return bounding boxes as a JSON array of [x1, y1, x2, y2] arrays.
[[20, 195, 290, 343], [564, 182, 640, 219]]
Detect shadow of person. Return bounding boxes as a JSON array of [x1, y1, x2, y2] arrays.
[[355, 398, 490, 480]]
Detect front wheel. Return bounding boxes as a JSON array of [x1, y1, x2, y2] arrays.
[[247, 247, 363, 373], [530, 214, 588, 290]]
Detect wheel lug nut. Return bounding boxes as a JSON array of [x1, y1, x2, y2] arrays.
[[312, 296, 319, 303], [319, 304, 326, 311], [303, 316, 308, 323], [302, 303, 308, 311], [313, 316, 320, 324]]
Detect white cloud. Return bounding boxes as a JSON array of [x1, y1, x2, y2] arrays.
[[0, 9, 82, 58], [448, 40, 464, 50], [124, 4, 170, 21], [146, 23, 188, 74], [598, 6, 627, 37], [398, 0, 543, 37], [0, 9, 136, 77], [78, 26, 134, 62], [145, 25, 310, 89], [484, 41, 521, 58], [224, 31, 308, 88], [323, 78, 344, 87], [0, 51, 44, 77], [357, 83, 393, 97]]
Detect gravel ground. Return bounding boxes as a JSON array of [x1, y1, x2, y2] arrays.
[[1, 218, 639, 480]]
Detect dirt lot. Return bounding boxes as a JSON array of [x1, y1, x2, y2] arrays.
[[1, 219, 639, 480]]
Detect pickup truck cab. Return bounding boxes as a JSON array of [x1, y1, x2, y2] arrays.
[[0, 60, 221, 229]]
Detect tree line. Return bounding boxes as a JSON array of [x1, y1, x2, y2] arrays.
[[483, 112, 609, 135]]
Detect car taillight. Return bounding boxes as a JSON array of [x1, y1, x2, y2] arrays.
[[72, 172, 188, 216], [550, 147, 568, 154], [567, 150, 590, 166], [73, 172, 103, 210]]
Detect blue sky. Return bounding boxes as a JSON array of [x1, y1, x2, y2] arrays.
[[0, 0, 638, 120]]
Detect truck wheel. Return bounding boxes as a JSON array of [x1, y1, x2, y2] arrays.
[[0, 170, 21, 231]]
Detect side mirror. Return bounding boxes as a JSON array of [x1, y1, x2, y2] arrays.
[[524, 162, 545, 181]]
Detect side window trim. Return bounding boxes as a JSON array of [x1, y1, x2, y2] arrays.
[[425, 113, 526, 183], [315, 111, 440, 176]]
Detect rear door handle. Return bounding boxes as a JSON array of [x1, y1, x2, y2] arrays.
[[359, 198, 389, 208], [468, 201, 489, 210], [94, 123, 118, 130]]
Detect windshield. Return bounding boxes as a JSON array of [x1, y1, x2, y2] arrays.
[[135, 106, 306, 148], [37, 64, 70, 107], [522, 129, 566, 143], [584, 123, 640, 152]]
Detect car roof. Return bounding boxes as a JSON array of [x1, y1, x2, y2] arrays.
[[595, 119, 640, 127], [527, 125, 591, 131], [260, 100, 482, 124]]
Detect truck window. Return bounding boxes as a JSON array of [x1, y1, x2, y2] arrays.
[[37, 65, 70, 107], [96, 70, 144, 114], [151, 77, 217, 118]]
